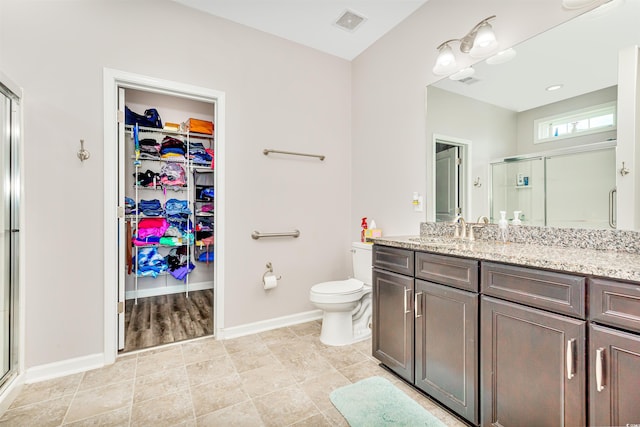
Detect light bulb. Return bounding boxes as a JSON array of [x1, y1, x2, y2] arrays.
[[432, 44, 457, 76], [469, 22, 498, 58]]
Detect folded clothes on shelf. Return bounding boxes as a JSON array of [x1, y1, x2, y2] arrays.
[[165, 198, 190, 215], [139, 199, 163, 216], [137, 217, 169, 238]]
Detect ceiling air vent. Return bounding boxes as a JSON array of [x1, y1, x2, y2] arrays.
[[335, 9, 366, 32]]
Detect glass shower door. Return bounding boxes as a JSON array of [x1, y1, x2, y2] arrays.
[[0, 83, 19, 388]]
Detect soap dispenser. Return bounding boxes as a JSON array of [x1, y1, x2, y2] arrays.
[[360, 217, 368, 243], [498, 211, 509, 243], [512, 211, 522, 226]]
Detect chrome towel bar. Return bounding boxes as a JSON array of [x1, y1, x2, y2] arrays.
[[251, 229, 300, 240], [263, 149, 325, 161]]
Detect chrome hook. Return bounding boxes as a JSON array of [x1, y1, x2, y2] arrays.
[[77, 139, 90, 162]]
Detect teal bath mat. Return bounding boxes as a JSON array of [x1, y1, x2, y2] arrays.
[[330, 376, 446, 426]]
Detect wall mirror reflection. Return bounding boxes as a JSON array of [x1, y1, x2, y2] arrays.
[[426, 0, 639, 230]]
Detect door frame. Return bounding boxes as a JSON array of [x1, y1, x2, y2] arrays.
[[102, 68, 226, 364], [430, 134, 472, 222]]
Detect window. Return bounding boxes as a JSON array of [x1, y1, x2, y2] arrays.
[[534, 102, 616, 144]]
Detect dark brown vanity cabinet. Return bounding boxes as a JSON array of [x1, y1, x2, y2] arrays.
[[480, 262, 587, 427], [372, 246, 415, 383], [414, 253, 479, 424], [372, 246, 479, 425], [588, 278, 640, 426]]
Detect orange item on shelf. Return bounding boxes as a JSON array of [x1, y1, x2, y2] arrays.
[[186, 118, 214, 135]]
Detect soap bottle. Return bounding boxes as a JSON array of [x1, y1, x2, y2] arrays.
[[512, 211, 522, 226], [360, 217, 368, 243], [498, 211, 509, 243]]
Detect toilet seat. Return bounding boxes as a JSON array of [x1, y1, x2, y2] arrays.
[[310, 278, 364, 303]]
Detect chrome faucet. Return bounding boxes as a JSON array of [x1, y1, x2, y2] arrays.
[[453, 215, 467, 239], [477, 215, 490, 224]]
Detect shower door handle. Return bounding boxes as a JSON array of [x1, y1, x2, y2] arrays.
[[609, 188, 616, 229]]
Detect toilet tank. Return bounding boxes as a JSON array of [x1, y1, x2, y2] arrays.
[[352, 242, 373, 285]]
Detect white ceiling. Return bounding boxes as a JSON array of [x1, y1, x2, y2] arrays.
[[171, 0, 428, 60]]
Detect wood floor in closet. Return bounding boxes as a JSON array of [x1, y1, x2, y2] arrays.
[[121, 289, 213, 353]]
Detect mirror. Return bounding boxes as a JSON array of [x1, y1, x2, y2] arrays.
[[426, 0, 639, 229]]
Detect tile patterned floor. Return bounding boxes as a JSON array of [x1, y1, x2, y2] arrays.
[[0, 321, 467, 426]]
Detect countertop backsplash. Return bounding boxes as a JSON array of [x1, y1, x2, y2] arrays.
[[420, 222, 640, 254]]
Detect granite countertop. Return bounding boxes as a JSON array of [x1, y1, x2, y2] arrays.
[[370, 235, 640, 283]]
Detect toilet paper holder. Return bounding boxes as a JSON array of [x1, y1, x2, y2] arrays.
[[263, 262, 282, 281]]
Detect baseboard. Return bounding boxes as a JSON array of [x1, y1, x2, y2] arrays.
[[24, 353, 104, 384], [218, 309, 323, 340]]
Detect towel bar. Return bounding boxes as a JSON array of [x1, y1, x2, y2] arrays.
[[251, 230, 300, 240], [263, 149, 325, 161]]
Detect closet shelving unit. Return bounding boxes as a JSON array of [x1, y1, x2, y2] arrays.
[[125, 124, 214, 302]]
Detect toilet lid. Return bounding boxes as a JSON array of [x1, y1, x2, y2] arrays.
[[312, 278, 363, 295]]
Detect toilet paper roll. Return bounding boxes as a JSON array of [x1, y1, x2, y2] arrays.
[[263, 273, 278, 290]]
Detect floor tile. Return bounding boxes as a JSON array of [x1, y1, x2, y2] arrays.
[[0, 394, 72, 427], [185, 354, 236, 388], [130, 389, 194, 427], [252, 385, 319, 427], [299, 370, 351, 413], [64, 380, 134, 424], [78, 358, 137, 391], [135, 346, 184, 378], [238, 361, 295, 399], [278, 351, 337, 383], [195, 400, 264, 427], [223, 334, 264, 355], [0, 321, 465, 427], [181, 338, 226, 365], [228, 343, 279, 373], [190, 373, 248, 417], [257, 327, 297, 346], [62, 406, 131, 426], [134, 365, 189, 404], [9, 373, 82, 409]]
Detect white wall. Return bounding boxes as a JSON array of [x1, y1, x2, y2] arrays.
[[0, 0, 351, 369], [351, 0, 598, 239], [425, 86, 516, 221]]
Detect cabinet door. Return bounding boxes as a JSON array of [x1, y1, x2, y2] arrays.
[[372, 268, 414, 383], [589, 323, 640, 427], [415, 280, 478, 424], [481, 296, 586, 427]]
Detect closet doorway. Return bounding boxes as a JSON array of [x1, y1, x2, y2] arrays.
[[103, 70, 225, 360], [432, 135, 471, 223], [0, 75, 21, 393]]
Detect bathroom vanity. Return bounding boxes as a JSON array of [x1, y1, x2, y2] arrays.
[[371, 228, 640, 427]]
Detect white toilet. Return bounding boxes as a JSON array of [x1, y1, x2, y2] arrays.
[[309, 242, 373, 346]]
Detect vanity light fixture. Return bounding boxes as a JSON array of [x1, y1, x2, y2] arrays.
[[432, 15, 499, 76]]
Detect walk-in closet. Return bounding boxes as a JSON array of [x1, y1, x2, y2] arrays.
[[118, 88, 217, 353]]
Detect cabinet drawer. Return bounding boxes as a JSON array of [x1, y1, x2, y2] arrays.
[[415, 252, 478, 292], [481, 262, 586, 318], [372, 245, 414, 276], [589, 278, 640, 334]]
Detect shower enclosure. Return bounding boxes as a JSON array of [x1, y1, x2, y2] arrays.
[[491, 146, 616, 228], [0, 75, 21, 393]]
